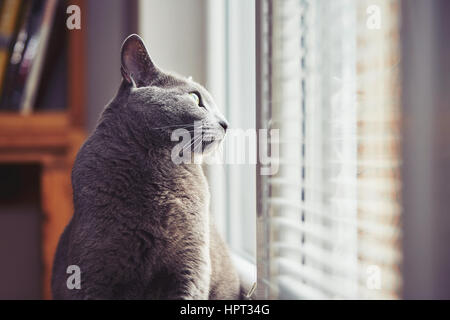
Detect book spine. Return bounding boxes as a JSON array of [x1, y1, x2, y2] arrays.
[[0, 0, 35, 110], [0, 0, 23, 98], [21, 0, 59, 114]]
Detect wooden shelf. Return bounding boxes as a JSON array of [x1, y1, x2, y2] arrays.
[[0, 112, 69, 133], [0, 112, 85, 153]]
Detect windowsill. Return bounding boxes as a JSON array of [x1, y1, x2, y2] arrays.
[[231, 252, 257, 295]]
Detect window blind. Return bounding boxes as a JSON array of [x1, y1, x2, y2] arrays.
[[256, 0, 402, 299]]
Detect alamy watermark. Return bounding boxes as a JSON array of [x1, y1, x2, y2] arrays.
[[66, 265, 81, 290], [66, 5, 81, 30], [366, 5, 381, 30], [366, 265, 382, 290], [170, 122, 279, 176]]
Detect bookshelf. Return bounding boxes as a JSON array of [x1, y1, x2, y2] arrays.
[[0, 0, 86, 299]]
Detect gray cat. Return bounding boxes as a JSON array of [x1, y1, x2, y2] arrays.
[[51, 34, 241, 300]]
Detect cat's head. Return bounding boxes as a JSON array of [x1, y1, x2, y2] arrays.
[[117, 34, 228, 157]]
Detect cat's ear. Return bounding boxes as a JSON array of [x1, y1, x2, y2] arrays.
[[121, 34, 159, 87]]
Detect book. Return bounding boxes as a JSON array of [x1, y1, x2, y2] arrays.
[[0, 0, 59, 112], [33, 0, 68, 112], [0, 0, 23, 98], [0, 0, 37, 110], [21, 0, 59, 114]]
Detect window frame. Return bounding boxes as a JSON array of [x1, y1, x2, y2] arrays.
[[205, 0, 257, 287]]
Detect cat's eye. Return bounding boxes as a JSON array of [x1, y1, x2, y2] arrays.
[[189, 92, 201, 106]]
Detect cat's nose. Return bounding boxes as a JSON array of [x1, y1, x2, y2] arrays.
[[219, 120, 229, 132]]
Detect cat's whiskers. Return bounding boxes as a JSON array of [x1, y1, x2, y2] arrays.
[[179, 134, 204, 159], [149, 123, 200, 130], [169, 128, 206, 136], [186, 134, 204, 153], [180, 135, 196, 152]]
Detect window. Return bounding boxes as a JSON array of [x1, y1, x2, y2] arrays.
[[255, 0, 402, 299], [204, 0, 401, 299], [206, 0, 257, 275]]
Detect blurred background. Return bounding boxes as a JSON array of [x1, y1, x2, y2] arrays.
[[0, 0, 449, 300]]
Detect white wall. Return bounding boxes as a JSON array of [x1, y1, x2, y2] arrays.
[[87, 0, 129, 132], [138, 0, 206, 84]]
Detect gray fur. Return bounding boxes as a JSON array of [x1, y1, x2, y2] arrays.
[[51, 34, 239, 299]]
